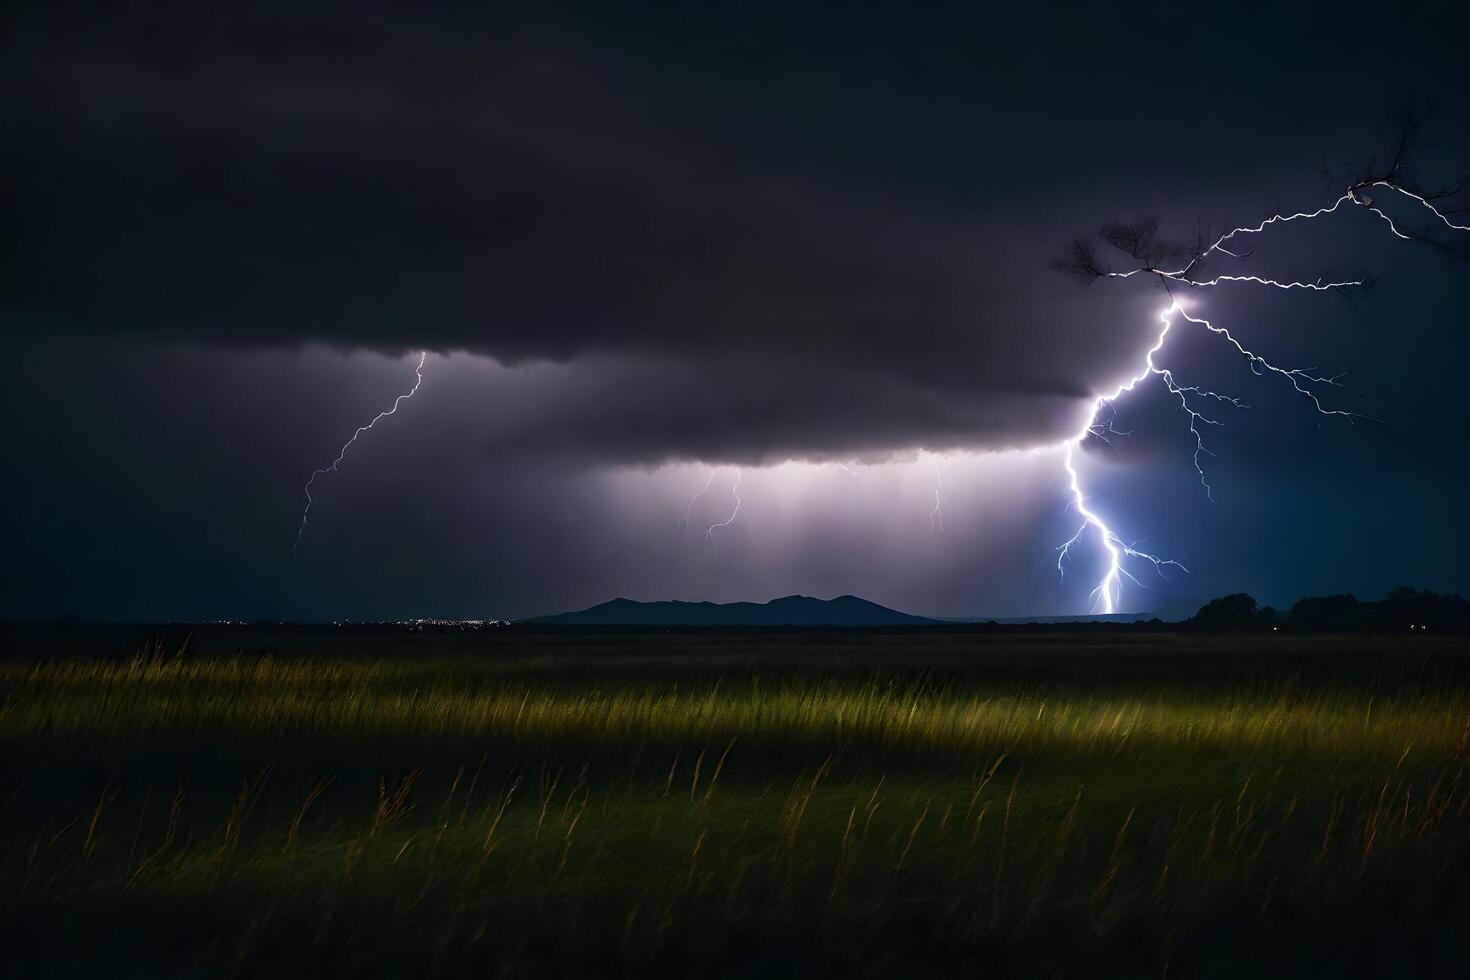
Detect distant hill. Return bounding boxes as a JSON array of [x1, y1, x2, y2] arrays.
[[525, 595, 944, 627]]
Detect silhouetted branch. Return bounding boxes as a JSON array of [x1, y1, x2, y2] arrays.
[[1051, 114, 1470, 288], [1048, 238, 1111, 282]]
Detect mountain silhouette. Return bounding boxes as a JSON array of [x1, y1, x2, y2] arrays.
[[525, 594, 942, 627]]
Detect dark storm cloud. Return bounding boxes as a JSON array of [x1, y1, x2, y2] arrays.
[[7, 0, 1403, 464], [5, 0, 1470, 624], [3, 10, 968, 348]]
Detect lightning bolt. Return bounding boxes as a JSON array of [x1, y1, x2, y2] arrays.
[[1368, 181, 1470, 233], [704, 468, 742, 558], [682, 469, 716, 537], [1057, 169, 1467, 614], [929, 459, 948, 542], [294, 351, 427, 555], [1056, 305, 1190, 613]]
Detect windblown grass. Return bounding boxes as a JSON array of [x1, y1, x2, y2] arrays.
[[3, 632, 1470, 976]]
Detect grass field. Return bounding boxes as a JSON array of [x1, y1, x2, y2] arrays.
[[4, 629, 1470, 977]]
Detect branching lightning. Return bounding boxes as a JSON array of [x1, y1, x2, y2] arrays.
[[1056, 155, 1468, 614], [293, 351, 428, 555], [1369, 181, 1470, 233], [284, 131, 1464, 613], [1056, 306, 1190, 613]]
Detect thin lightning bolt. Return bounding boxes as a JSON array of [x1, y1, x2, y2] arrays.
[[1370, 181, 1470, 232], [929, 460, 948, 542], [294, 351, 427, 555], [682, 469, 716, 537], [704, 468, 742, 558], [1058, 171, 1467, 614], [1103, 194, 1369, 287]]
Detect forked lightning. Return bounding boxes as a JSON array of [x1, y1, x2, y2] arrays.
[[294, 352, 427, 555], [1057, 161, 1467, 613]]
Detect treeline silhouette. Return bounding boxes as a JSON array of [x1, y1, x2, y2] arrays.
[[1190, 588, 1470, 633]]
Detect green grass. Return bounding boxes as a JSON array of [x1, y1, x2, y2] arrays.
[[3, 631, 1470, 977]]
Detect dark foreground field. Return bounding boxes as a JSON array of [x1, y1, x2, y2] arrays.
[[4, 628, 1470, 977]]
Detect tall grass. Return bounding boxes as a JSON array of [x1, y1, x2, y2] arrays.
[[3, 633, 1469, 976]]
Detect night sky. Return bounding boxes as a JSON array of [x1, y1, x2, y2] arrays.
[[4, 1, 1469, 622]]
